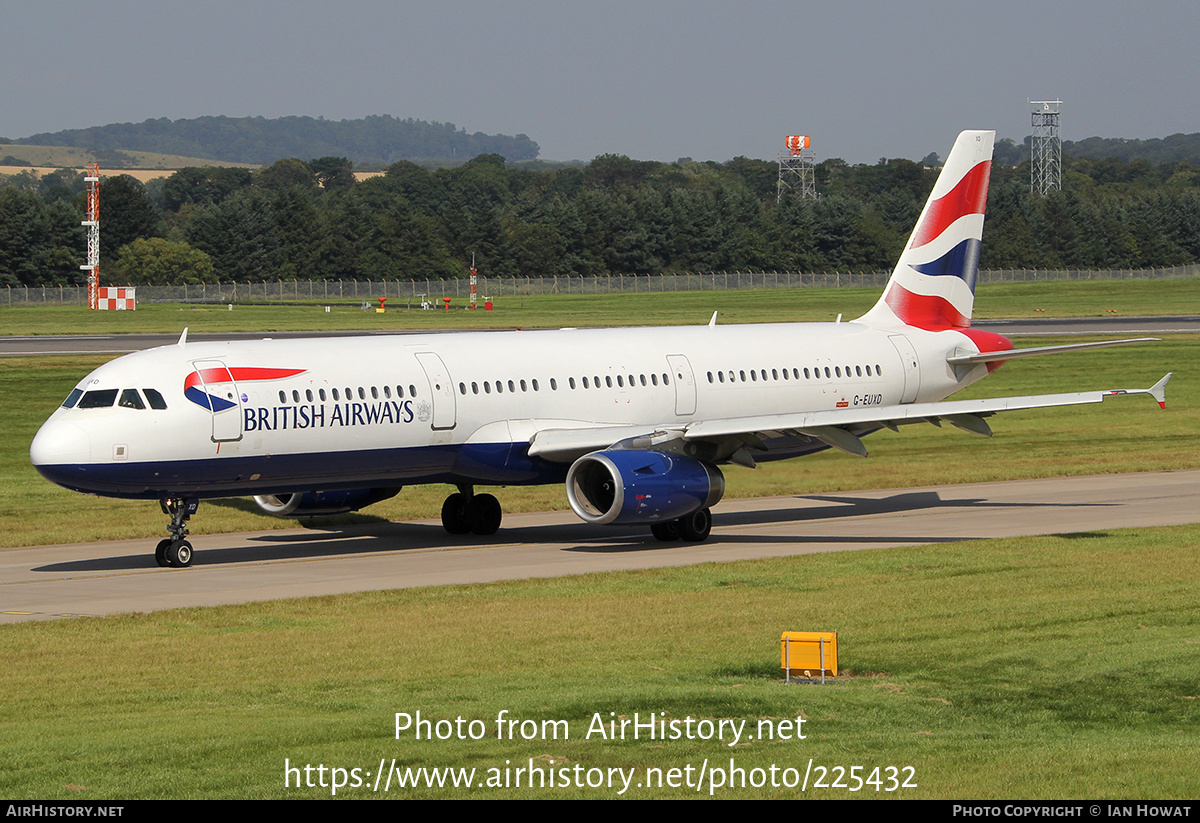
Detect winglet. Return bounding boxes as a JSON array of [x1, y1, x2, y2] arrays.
[[1150, 373, 1172, 409], [1103, 373, 1171, 409], [177, 327, 189, 347]]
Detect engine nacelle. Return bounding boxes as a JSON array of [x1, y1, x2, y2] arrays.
[[252, 487, 401, 518], [566, 450, 724, 526]]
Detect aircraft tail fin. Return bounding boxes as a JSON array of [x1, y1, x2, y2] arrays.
[[858, 130, 995, 330]]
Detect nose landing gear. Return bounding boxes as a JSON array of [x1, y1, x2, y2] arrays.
[[156, 498, 198, 567]]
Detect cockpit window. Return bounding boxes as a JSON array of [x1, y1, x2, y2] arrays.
[[77, 389, 118, 409], [143, 388, 167, 410], [61, 388, 83, 409], [119, 389, 146, 410]]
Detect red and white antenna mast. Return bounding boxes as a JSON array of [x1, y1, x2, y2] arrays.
[[82, 163, 100, 310], [469, 254, 477, 309]]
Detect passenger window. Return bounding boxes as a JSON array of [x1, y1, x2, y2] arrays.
[[409, 385, 417, 397], [62, 388, 83, 409], [143, 388, 168, 410], [119, 389, 145, 410]]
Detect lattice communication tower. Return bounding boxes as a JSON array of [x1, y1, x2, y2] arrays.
[[777, 135, 818, 202], [82, 163, 100, 310], [1030, 99, 1062, 195]]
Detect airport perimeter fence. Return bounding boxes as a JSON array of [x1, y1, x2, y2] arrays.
[[5, 264, 1199, 307]]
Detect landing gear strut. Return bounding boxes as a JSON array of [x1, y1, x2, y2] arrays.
[[441, 486, 503, 536], [157, 498, 198, 567], [651, 507, 713, 543]]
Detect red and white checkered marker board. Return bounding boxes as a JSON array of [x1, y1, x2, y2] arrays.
[[96, 287, 136, 310]]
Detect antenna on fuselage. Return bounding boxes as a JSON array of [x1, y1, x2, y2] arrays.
[[177, 327, 188, 347], [708, 311, 718, 327]]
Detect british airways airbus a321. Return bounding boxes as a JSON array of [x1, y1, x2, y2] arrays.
[[31, 131, 1170, 567]]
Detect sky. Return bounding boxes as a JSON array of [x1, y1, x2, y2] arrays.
[[3, 0, 1198, 165]]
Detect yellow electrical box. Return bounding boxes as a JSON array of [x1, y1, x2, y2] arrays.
[[780, 631, 838, 677]]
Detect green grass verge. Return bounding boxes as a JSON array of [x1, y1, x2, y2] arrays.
[[3, 278, 1200, 336], [1, 524, 1196, 799]]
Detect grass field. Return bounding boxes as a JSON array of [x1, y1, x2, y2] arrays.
[[1, 283, 1197, 799], [1, 525, 1196, 799], [0, 143, 256, 171], [3, 278, 1200, 336]]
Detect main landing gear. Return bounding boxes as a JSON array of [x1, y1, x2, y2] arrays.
[[156, 498, 198, 568], [650, 507, 713, 543], [441, 485, 503, 536]]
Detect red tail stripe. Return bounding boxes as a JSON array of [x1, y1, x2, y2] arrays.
[[883, 283, 969, 330], [908, 160, 992, 250]]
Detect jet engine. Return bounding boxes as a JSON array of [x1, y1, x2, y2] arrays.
[[565, 450, 724, 526], [252, 487, 401, 518]]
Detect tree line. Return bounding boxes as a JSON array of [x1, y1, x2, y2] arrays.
[[2, 151, 1198, 288]]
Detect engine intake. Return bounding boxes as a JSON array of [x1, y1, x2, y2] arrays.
[[566, 450, 724, 526]]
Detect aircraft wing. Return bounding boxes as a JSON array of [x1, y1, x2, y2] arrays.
[[526, 374, 1171, 462], [684, 373, 1172, 457]]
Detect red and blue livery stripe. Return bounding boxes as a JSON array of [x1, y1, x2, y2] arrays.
[[184, 367, 306, 411]]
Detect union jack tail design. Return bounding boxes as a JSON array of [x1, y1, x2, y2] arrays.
[[859, 130, 995, 330]]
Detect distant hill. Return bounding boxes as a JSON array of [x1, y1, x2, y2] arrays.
[[11, 115, 541, 166]]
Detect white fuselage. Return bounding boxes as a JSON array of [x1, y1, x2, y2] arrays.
[[30, 320, 986, 501]]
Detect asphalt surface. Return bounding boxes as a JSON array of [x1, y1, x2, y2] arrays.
[[3, 470, 1197, 623], [2, 316, 1199, 357]]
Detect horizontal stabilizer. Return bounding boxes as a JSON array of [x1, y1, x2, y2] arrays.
[[947, 337, 1159, 365]]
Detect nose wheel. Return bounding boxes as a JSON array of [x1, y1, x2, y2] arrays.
[[155, 537, 194, 568], [157, 498, 198, 567]]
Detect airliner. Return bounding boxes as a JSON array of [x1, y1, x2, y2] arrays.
[[30, 131, 1170, 567]]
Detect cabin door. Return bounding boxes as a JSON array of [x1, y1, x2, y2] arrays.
[[415, 352, 457, 430], [665, 354, 697, 416], [190, 359, 243, 442], [887, 335, 921, 404]]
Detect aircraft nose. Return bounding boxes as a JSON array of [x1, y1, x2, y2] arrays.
[[30, 419, 91, 468]]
